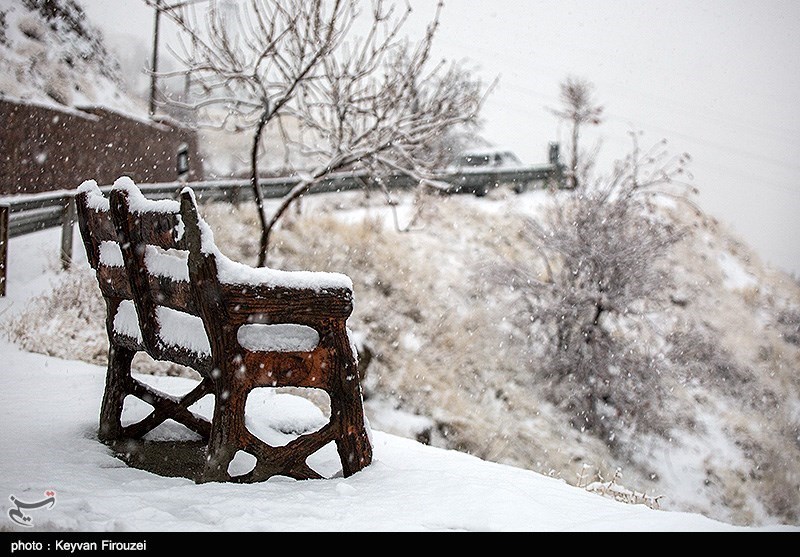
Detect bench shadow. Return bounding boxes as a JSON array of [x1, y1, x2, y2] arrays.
[[107, 439, 207, 482]]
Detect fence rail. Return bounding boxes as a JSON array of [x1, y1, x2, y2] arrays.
[[0, 163, 562, 296]]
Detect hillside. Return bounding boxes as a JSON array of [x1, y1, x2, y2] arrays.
[[3, 185, 799, 528], [259, 187, 800, 527], [0, 0, 145, 116], [0, 0, 207, 194], [0, 0, 147, 118]]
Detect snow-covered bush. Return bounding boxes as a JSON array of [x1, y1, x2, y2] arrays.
[[500, 177, 686, 441], [17, 14, 45, 42], [668, 326, 751, 395], [43, 64, 71, 105], [776, 308, 800, 346], [4, 266, 106, 364]]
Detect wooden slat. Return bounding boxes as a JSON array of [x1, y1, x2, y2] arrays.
[[96, 266, 132, 299], [76, 193, 113, 269], [96, 266, 198, 315], [111, 327, 213, 375], [221, 285, 354, 326], [123, 210, 184, 251], [147, 274, 198, 314]]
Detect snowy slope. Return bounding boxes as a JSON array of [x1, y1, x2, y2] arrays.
[[0, 229, 794, 532], [2, 189, 799, 531], [0, 0, 147, 117]]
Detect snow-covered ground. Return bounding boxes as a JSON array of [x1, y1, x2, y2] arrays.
[[0, 339, 772, 533], [0, 224, 793, 532]]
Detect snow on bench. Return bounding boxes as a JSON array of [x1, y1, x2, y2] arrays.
[[113, 299, 320, 356]]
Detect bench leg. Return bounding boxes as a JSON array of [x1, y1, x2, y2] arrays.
[[199, 381, 248, 483], [332, 376, 373, 477], [330, 331, 373, 476], [99, 344, 135, 442]]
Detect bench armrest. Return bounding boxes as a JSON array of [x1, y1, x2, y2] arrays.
[[222, 284, 354, 325]]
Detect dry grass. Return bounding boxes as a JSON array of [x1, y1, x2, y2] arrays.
[[579, 467, 664, 510], [3, 266, 106, 365], [2, 266, 197, 377]]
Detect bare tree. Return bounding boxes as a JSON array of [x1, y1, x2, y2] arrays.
[[501, 135, 697, 442], [146, 0, 486, 265], [144, 0, 355, 266], [261, 1, 486, 256], [549, 76, 604, 189]]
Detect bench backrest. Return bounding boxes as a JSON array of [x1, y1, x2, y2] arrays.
[[77, 178, 213, 373], [77, 178, 356, 388]]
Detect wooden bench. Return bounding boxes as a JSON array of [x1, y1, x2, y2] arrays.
[[76, 177, 372, 483]]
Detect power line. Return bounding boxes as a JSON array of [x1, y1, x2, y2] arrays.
[[482, 86, 799, 197], [598, 132, 800, 198], [436, 35, 800, 141], [602, 111, 800, 174], [481, 74, 800, 176]]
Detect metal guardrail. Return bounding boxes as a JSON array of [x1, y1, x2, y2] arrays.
[[0, 192, 78, 296], [0, 163, 562, 296]]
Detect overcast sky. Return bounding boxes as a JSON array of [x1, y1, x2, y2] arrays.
[[79, 0, 800, 277]]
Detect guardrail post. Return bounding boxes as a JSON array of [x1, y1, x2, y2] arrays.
[[0, 204, 8, 297], [60, 196, 76, 270], [229, 183, 241, 206]]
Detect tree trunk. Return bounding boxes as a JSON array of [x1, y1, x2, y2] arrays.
[[261, 180, 314, 267], [571, 121, 580, 189], [251, 111, 270, 268], [260, 154, 350, 266]]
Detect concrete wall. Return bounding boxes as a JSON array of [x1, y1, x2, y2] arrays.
[[0, 99, 204, 194]]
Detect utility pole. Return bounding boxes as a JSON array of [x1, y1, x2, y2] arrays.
[[149, 0, 162, 116], [149, 0, 212, 118]]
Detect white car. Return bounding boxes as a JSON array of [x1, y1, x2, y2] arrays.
[[447, 149, 526, 195], [451, 150, 524, 170]]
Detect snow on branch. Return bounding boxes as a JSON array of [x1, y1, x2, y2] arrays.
[[579, 467, 664, 510], [145, 0, 353, 130]]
